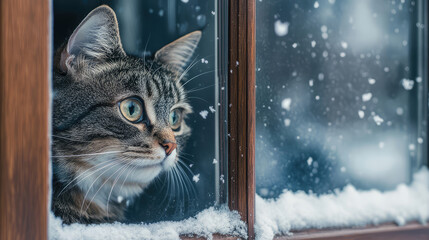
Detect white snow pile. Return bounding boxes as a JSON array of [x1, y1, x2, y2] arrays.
[[255, 167, 429, 240], [49, 206, 247, 240]]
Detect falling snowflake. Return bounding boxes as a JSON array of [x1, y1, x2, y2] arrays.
[[314, 1, 319, 8], [274, 20, 289, 36], [362, 93, 372, 102], [193, 174, 200, 183], [281, 98, 292, 111], [373, 115, 384, 125], [401, 78, 414, 90], [284, 118, 291, 127], [307, 157, 313, 166], [200, 110, 209, 119], [220, 174, 225, 183]]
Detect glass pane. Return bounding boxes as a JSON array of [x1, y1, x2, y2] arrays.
[[255, 0, 428, 235], [52, 0, 225, 224]]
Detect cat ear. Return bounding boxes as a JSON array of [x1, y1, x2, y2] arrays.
[[155, 31, 201, 74], [59, 5, 125, 73]]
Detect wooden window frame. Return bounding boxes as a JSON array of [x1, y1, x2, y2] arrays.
[[0, 0, 428, 239]]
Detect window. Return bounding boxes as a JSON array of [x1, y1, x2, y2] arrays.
[[255, 0, 429, 238], [1, 0, 429, 239], [53, 0, 225, 223]]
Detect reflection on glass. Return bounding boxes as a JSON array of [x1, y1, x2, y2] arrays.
[[54, 0, 221, 222], [256, 0, 427, 197]]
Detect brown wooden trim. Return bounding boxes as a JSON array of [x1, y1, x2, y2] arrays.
[[276, 223, 429, 240], [181, 234, 243, 240], [228, 0, 256, 239], [0, 0, 50, 239]]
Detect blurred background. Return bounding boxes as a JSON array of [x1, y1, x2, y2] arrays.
[[256, 0, 428, 197], [54, 0, 219, 223]]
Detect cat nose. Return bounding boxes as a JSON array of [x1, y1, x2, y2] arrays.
[[160, 140, 177, 156]]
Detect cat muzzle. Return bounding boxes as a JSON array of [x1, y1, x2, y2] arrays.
[[160, 140, 177, 156]]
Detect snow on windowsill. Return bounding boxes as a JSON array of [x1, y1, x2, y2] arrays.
[[255, 167, 429, 240], [49, 206, 247, 240]]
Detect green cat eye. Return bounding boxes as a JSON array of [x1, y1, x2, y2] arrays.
[[119, 98, 143, 123], [169, 109, 182, 131]]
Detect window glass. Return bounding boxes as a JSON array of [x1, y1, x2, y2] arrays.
[[53, 0, 223, 223], [255, 1, 429, 236], [256, 0, 427, 197]]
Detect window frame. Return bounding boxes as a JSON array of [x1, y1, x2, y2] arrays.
[[0, 0, 428, 239]]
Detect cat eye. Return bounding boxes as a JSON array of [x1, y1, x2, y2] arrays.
[[169, 109, 182, 131], [119, 98, 143, 123]]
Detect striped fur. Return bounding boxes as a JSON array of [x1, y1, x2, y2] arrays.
[[52, 5, 200, 224]]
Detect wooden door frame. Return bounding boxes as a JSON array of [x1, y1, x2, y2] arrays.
[[227, 0, 256, 238], [0, 0, 50, 240]]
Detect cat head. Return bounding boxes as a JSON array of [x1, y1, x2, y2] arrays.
[[52, 5, 201, 196]]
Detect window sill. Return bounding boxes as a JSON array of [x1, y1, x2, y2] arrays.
[[276, 222, 429, 240]]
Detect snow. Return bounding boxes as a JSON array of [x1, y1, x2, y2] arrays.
[[416, 77, 422, 83], [373, 115, 384, 125], [255, 167, 429, 240], [314, 1, 319, 8], [281, 98, 292, 111], [368, 78, 376, 84], [181, 0, 189, 3], [396, 107, 404, 116], [418, 138, 424, 144], [401, 78, 415, 90], [340, 41, 348, 49], [274, 20, 289, 37], [358, 110, 365, 119], [306, 157, 313, 166], [209, 106, 216, 113], [212, 159, 218, 164], [311, 41, 316, 48], [193, 174, 200, 183], [284, 119, 291, 127], [199, 110, 209, 119], [362, 92, 372, 102], [49, 206, 247, 240]]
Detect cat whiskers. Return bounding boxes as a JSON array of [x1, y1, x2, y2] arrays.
[[161, 159, 197, 208], [186, 83, 216, 94], [106, 161, 134, 219], [79, 161, 123, 215], [52, 134, 93, 143], [57, 158, 119, 196], [181, 70, 215, 87], [52, 150, 123, 158], [175, 55, 200, 83]]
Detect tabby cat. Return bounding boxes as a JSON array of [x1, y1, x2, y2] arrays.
[[52, 5, 200, 224]]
